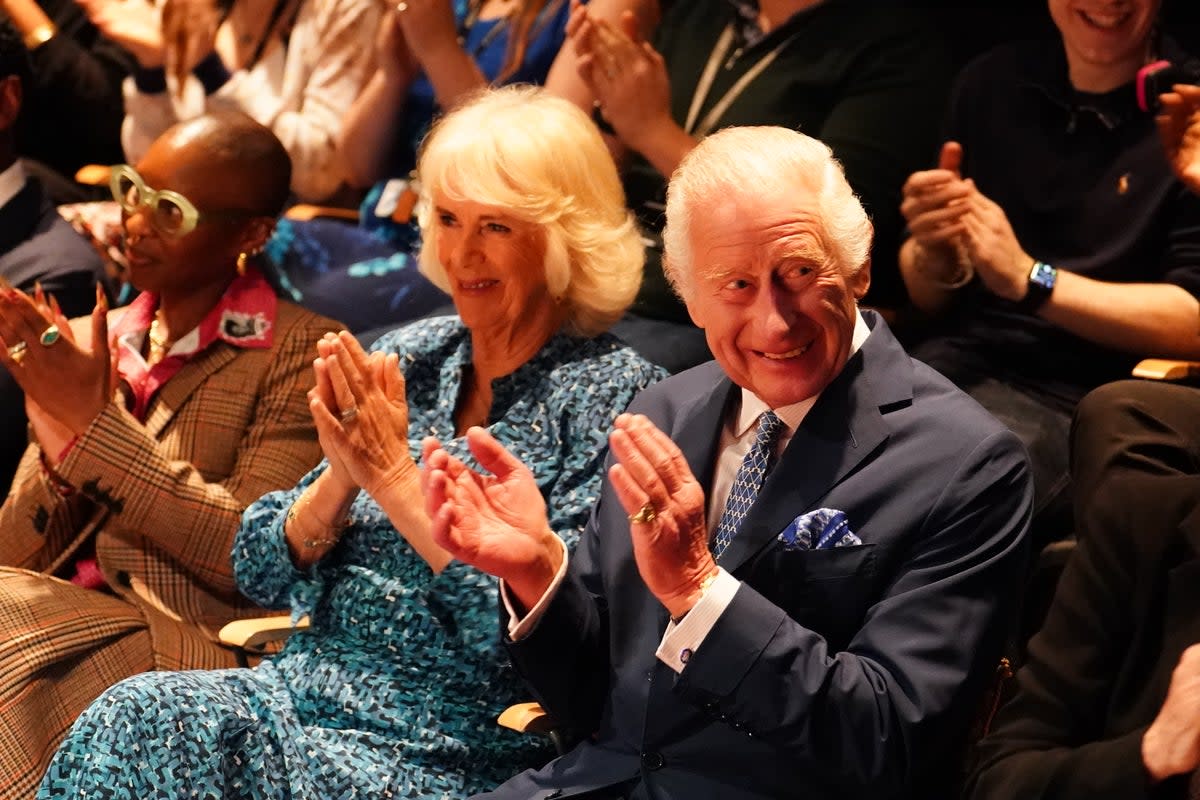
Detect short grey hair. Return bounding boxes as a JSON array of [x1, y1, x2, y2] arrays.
[[415, 85, 644, 337], [661, 126, 872, 300]]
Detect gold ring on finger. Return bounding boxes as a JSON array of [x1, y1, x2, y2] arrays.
[[7, 341, 28, 364], [339, 406, 359, 424], [628, 502, 657, 524]]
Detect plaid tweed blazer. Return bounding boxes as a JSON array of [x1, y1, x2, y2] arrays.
[[0, 299, 338, 669]]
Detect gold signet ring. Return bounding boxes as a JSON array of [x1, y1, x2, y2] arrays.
[[628, 503, 657, 524]]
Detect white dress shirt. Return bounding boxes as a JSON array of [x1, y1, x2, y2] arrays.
[[0, 161, 27, 213]]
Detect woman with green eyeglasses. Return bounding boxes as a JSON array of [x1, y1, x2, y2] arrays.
[[0, 109, 340, 797]]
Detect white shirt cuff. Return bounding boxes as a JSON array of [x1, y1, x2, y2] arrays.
[[502, 535, 569, 641], [655, 568, 740, 673]]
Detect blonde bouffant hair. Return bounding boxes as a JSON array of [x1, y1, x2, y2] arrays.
[[415, 85, 644, 338]]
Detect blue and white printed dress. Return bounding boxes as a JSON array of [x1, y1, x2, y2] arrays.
[[38, 316, 666, 799]]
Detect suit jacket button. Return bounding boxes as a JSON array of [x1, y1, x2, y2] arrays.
[[641, 751, 665, 771]]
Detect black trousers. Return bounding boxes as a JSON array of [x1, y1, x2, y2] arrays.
[[1071, 379, 1200, 521]]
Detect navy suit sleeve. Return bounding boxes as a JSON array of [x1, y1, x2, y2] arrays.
[[504, 502, 613, 740], [671, 430, 1032, 792]]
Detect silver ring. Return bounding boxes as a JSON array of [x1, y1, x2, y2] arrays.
[[7, 341, 28, 364], [339, 406, 359, 424], [394, 1, 407, 11], [39, 324, 61, 347]]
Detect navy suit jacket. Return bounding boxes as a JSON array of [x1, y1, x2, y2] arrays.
[[485, 313, 1033, 800], [0, 177, 107, 495]]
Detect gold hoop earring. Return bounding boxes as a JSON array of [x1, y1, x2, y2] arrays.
[[236, 251, 249, 277]]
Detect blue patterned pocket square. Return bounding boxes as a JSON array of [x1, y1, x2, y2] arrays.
[[777, 508, 862, 550]]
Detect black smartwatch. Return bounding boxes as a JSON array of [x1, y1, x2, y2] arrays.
[[1018, 260, 1058, 312]]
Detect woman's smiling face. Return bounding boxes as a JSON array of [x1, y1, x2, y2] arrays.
[[432, 193, 551, 333]]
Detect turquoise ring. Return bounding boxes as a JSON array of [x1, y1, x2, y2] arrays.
[[39, 324, 60, 346]]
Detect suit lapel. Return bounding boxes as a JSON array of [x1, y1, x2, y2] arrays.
[[141, 344, 239, 438], [718, 314, 913, 573], [673, 365, 738, 498]]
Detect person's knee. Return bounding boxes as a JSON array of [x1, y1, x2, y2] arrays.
[[1074, 380, 1157, 435], [1074, 379, 1200, 456], [1072, 380, 1200, 520]]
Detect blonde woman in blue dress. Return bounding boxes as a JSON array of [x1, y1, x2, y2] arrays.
[[38, 85, 666, 799]]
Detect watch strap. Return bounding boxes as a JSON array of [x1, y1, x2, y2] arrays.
[[1017, 260, 1057, 312]]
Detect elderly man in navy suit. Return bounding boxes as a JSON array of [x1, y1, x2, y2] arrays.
[[425, 125, 1034, 800]]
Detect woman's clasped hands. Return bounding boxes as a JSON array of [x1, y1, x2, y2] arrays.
[[307, 331, 418, 501]]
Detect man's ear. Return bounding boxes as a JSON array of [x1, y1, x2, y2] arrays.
[[850, 257, 872, 301], [0, 76, 23, 132], [662, 256, 706, 328]]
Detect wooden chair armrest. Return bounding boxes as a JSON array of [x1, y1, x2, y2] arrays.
[[74, 164, 112, 187], [218, 614, 309, 654], [1132, 359, 1200, 381], [497, 702, 574, 755], [284, 204, 360, 222], [497, 702, 557, 735]]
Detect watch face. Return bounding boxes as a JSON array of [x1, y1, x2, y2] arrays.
[[1030, 261, 1058, 290]]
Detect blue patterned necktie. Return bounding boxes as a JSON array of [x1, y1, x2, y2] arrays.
[[712, 410, 784, 559]]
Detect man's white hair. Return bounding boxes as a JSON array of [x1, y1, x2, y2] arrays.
[[661, 126, 872, 300]]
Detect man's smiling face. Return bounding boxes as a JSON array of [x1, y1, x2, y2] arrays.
[[684, 186, 870, 408]]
